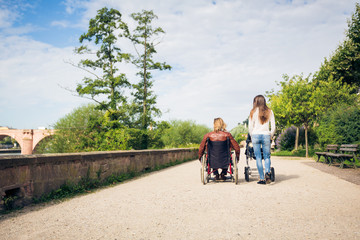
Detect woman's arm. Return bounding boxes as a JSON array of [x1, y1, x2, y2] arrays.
[[270, 110, 276, 138], [248, 115, 253, 136]]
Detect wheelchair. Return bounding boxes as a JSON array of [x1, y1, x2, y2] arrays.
[[200, 137, 239, 185], [244, 134, 275, 182]]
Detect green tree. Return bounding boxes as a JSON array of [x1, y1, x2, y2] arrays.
[[128, 10, 171, 130], [268, 74, 317, 157], [230, 124, 248, 143], [316, 3, 360, 90], [161, 120, 210, 148], [74, 7, 131, 124], [312, 75, 356, 114], [35, 104, 104, 153], [268, 75, 307, 150]]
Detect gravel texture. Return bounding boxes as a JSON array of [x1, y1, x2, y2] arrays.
[[1, 152, 360, 240]]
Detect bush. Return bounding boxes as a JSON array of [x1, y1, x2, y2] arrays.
[[276, 126, 317, 151], [230, 124, 248, 143], [161, 120, 210, 148], [316, 104, 360, 147], [35, 104, 104, 153]]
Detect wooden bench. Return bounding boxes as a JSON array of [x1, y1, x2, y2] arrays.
[[315, 144, 339, 163], [326, 144, 359, 168]]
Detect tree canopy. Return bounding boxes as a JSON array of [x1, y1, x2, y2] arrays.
[[128, 10, 172, 130], [74, 7, 131, 125], [316, 3, 360, 91]]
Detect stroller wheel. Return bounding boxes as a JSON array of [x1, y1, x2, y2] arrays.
[[244, 166, 250, 182], [270, 167, 275, 182]]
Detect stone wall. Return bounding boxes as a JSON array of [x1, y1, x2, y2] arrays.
[[0, 148, 197, 209]]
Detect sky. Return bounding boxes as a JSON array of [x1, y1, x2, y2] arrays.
[[0, 0, 358, 130]]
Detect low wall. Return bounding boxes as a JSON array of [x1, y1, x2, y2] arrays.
[[0, 148, 198, 209]]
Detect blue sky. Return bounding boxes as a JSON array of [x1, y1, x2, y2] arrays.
[[0, 0, 358, 130]]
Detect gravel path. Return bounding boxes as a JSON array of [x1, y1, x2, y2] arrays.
[[1, 154, 360, 240]]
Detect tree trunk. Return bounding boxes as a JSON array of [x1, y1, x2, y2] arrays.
[[304, 124, 309, 158], [295, 126, 299, 150]]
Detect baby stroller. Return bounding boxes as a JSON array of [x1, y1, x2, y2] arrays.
[[244, 134, 275, 182]]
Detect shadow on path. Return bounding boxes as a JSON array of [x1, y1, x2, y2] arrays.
[[241, 173, 300, 184]]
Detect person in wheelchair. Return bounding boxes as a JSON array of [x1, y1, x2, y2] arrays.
[[198, 117, 240, 181]]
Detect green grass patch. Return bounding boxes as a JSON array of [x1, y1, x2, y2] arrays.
[[272, 148, 321, 158]]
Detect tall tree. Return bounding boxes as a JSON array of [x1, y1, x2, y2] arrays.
[[128, 10, 171, 129], [268, 75, 302, 150], [316, 3, 360, 91], [268, 74, 317, 157], [74, 7, 131, 124]]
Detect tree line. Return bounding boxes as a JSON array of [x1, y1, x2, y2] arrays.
[[37, 3, 360, 155], [267, 3, 360, 157], [36, 8, 211, 153]]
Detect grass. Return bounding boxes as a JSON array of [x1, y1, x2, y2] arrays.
[[272, 148, 321, 158]]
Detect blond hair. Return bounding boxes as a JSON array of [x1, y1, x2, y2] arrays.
[[213, 118, 227, 132], [250, 95, 271, 124]]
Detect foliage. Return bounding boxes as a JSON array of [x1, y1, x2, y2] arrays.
[[267, 74, 317, 157], [161, 120, 210, 148], [312, 75, 356, 116], [316, 104, 360, 147], [276, 126, 317, 151], [35, 104, 104, 153], [2, 195, 18, 211], [315, 3, 360, 90], [230, 124, 248, 143], [36, 103, 176, 152], [74, 7, 131, 123], [127, 10, 171, 130], [0, 136, 16, 149], [0, 136, 13, 145], [272, 148, 321, 158]]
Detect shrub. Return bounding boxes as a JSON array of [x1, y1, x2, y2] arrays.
[[316, 104, 360, 146], [230, 124, 248, 143], [161, 120, 210, 148], [276, 126, 317, 151]]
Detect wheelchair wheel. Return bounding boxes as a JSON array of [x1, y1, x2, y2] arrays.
[[271, 167, 275, 182], [232, 152, 238, 184], [244, 166, 250, 182], [201, 155, 208, 185]]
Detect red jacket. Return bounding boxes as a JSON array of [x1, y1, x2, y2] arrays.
[[198, 131, 241, 160]]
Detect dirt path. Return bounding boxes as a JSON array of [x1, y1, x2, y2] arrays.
[[1, 155, 360, 240]]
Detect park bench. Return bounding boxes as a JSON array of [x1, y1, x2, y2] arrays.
[[315, 144, 339, 163], [326, 144, 359, 168]]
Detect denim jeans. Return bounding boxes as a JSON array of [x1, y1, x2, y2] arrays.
[[251, 134, 271, 180]]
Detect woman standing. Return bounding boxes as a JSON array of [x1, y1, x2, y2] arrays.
[[248, 95, 276, 184]]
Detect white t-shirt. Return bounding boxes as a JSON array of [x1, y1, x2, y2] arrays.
[[248, 108, 276, 137]]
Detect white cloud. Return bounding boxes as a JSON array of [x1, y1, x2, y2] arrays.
[[0, 0, 358, 130], [0, 35, 91, 128], [51, 20, 70, 28], [0, 7, 14, 28]]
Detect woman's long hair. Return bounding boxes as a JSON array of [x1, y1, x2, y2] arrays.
[[250, 95, 271, 124], [213, 118, 227, 132]]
